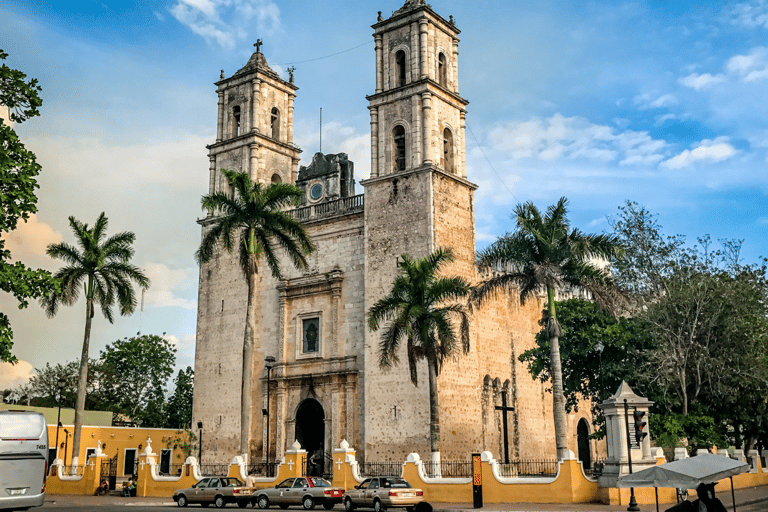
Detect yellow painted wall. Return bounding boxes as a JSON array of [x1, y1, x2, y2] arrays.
[[48, 425, 189, 477]]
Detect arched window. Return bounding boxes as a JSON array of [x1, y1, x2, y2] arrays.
[[438, 53, 447, 86], [233, 106, 241, 137], [395, 50, 407, 88], [271, 173, 282, 184], [393, 125, 406, 172], [271, 107, 280, 140], [443, 127, 454, 173]]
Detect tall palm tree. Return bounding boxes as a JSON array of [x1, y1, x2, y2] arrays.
[[472, 197, 623, 460], [41, 212, 149, 469], [367, 247, 471, 462], [196, 169, 314, 458]]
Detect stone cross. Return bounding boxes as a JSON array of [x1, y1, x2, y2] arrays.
[[254, 39, 263, 53], [287, 460, 294, 470], [494, 390, 514, 464], [336, 458, 343, 470]]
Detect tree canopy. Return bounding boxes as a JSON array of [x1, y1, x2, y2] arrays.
[[0, 49, 58, 362]]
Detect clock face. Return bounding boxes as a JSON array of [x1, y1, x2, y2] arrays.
[[310, 183, 323, 200]]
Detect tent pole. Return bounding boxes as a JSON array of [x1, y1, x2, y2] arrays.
[[730, 476, 736, 512], [654, 487, 659, 512]]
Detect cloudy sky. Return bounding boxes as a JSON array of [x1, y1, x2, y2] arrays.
[[2, 0, 767, 390]]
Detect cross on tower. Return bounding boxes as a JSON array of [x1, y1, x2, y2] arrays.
[[254, 39, 263, 53], [495, 390, 515, 464]]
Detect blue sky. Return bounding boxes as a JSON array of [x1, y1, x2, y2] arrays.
[[1, 0, 767, 389]]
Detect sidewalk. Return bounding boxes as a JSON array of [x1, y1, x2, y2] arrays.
[[45, 484, 768, 511]]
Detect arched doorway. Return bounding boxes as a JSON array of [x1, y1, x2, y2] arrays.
[[295, 399, 325, 476], [577, 418, 591, 470]]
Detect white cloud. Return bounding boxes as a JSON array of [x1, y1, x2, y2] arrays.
[[679, 72, 726, 89], [726, 47, 768, 82], [2, 214, 62, 268], [729, 1, 768, 28], [633, 93, 678, 109], [169, 0, 281, 49], [486, 114, 667, 166], [141, 262, 197, 310], [0, 360, 34, 389], [661, 137, 736, 169]]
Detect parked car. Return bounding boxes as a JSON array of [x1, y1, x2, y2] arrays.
[[254, 477, 345, 510], [343, 477, 422, 512], [173, 477, 253, 508]]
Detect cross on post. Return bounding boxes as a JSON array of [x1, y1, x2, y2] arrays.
[[336, 458, 343, 470], [494, 390, 515, 464], [287, 460, 294, 470], [254, 39, 263, 53]]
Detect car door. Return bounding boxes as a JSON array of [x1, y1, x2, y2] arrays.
[[192, 478, 210, 504], [205, 478, 220, 504], [291, 477, 309, 505], [271, 478, 295, 506], [366, 478, 380, 507]]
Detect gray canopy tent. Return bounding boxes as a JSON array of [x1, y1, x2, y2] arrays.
[[616, 454, 750, 512]]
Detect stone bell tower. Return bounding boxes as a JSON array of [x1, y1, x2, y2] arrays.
[[362, 0, 479, 459], [206, 41, 302, 195]]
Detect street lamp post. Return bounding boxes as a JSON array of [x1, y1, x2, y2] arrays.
[[263, 356, 276, 465], [623, 399, 640, 512], [62, 429, 69, 469], [54, 378, 65, 464], [197, 421, 203, 467]]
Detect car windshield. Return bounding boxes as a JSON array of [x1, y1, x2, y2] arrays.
[[308, 478, 332, 487], [383, 478, 410, 488]]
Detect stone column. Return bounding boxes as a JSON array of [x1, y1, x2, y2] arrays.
[[277, 287, 287, 362], [410, 21, 419, 81], [413, 95, 422, 165], [332, 285, 341, 358], [249, 143, 259, 181], [344, 379, 355, 443], [459, 111, 467, 178], [452, 38, 460, 93], [285, 418, 295, 458], [421, 92, 432, 165], [217, 90, 225, 141], [208, 155, 217, 196], [419, 20, 429, 79], [370, 107, 379, 177], [275, 382, 287, 460], [287, 94, 295, 143], [331, 383, 340, 449], [375, 34, 383, 93], [251, 78, 261, 133]]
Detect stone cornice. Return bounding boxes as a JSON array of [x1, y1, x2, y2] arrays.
[[360, 163, 478, 191]]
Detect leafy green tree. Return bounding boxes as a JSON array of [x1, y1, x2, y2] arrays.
[[41, 213, 149, 468], [196, 169, 314, 457], [0, 50, 58, 362], [367, 248, 470, 460], [473, 197, 624, 459], [519, 298, 654, 432], [166, 366, 194, 430], [99, 334, 176, 426]]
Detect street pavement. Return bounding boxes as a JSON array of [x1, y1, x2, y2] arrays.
[[41, 484, 768, 511]]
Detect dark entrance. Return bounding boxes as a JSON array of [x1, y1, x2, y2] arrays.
[[577, 419, 591, 470], [295, 399, 326, 477]]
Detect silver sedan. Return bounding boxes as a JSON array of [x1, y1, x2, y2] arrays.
[[254, 477, 345, 510]]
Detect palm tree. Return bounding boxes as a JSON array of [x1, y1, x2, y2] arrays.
[[367, 247, 471, 462], [196, 169, 314, 458], [41, 212, 149, 469], [472, 197, 623, 460]]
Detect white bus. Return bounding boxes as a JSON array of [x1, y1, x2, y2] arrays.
[[0, 411, 48, 511]]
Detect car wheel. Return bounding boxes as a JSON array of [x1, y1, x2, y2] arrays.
[[257, 496, 270, 509], [302, 496, 315, 510], [177, 495, 188, 507], [322, 504, 335, 510], [343, 497, 355, 512], [215, 496, 226, 508], [373, 499, 384, 512]]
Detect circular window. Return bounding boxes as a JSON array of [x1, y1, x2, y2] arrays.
[[310, 183, 323, 200]]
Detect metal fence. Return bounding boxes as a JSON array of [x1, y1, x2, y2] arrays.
[[421, 460, 473, 478], [61, 465, 87, 477], [199, 464, 231, 476], [358, 461, 403, 478], [158, 463, 186, 477], [497, 459, 559, 478], [247, 461, 279, 478], [584, 459, 604, 478]]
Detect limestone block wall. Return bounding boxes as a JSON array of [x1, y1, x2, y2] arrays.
[[363, 170, 435, 460]]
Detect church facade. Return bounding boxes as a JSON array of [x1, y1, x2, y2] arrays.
[[193, 0, 596, 466]]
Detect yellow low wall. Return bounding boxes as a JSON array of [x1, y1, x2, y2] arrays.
[[47, 456, 104, 495]]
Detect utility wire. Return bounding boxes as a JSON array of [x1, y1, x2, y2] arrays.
[[465, 122, 518, 204], [275, 40, 373, 66]]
